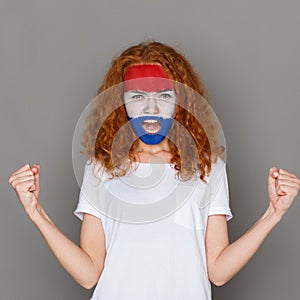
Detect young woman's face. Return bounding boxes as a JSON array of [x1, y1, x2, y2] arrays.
[[123, 64, 176, 145]]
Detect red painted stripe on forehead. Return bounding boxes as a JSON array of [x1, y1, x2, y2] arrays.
[[124, 64, 173, 92]]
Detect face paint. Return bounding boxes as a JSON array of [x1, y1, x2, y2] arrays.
[[124, 64, 176, 145]]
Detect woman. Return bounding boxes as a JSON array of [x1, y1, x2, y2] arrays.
[[8, 41, 300, 300]]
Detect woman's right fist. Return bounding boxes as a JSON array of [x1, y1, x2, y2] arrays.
[[9, 163, 40, 217]]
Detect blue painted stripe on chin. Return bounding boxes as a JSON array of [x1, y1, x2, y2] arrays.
[[140, 134, 165, 145], [128, 116, 173, 145]]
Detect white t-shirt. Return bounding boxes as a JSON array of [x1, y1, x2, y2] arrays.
[[74, 158, 233, 300]]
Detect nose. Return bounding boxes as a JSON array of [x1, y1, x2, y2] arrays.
[[144, 96, 159, 115]]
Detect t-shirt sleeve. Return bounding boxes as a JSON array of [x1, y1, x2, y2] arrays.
[[73, 161, 106, 225], [207, 159, 233, 221]]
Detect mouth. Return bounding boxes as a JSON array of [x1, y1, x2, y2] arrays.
[[142, 119, 161, 134]]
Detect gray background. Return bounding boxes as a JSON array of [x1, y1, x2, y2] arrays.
[[1, 0, 299, 299]]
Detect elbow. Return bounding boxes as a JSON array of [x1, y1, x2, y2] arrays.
[[80, 269, 103, 290], [82, 281, 97, 290], [210, 278, 227, 287], [208, 270, 229, 287]]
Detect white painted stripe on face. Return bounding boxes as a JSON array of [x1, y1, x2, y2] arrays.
[[124, 90, 176, 119]]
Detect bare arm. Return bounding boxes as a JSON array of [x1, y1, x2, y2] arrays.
[[205, 167, 300, 286], [30, 209, 105, 289], [9, 163, 106, 289], [205, 207, 280, 286]]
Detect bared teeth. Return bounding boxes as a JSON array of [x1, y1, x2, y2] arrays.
[[143, 120, 157, 123], [142, 120, 161, 134]]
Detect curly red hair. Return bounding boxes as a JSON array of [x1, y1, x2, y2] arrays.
[[80, 41, 224, 183]]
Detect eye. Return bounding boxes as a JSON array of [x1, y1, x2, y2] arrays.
[[158, 92, 176, 102], [131, 94, 145, 100], [160, 93, 172, 98]]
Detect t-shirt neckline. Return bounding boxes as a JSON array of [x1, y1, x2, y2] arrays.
[[133, 161, 175, 166]]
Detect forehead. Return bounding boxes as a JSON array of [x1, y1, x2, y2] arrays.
[[124, 64, 173, 92], [124, 63, 168, 79]]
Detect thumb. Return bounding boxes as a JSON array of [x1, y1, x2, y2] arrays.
[[30, 164, 40, 194], [31, 164, 40, 175], [268, 167, 279, 196]]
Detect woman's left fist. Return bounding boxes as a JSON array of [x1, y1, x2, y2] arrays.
[[268, 167, 300, 217]]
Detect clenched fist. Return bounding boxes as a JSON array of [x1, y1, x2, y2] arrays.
[[9, 163, 40, 218], [268, 167, 300, 218]]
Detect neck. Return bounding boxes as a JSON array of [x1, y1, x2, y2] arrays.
[[135, 138, 172, 163], [136, 138, 170, 153]]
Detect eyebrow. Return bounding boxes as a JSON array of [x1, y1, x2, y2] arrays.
[[157, 89, 174, 93], [127, 89, 174, 93]]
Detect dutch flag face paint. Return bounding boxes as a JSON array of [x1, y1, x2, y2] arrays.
[[124, 64, 176, 145]]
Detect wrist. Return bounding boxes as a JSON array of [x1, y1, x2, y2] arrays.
[[29, 204, 53, 226], [261, 203, 283, 225]]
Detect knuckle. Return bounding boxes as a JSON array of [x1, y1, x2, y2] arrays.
[[21, 164, 30, 172], [15, 184, 23, 191]]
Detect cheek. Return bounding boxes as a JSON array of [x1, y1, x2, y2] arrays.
[[158, 102, 176, 117], [124, 101, 176, 118], [124, 103, 142, 118], [167, 103, 176, 116]]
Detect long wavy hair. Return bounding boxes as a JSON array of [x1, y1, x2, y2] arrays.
[[80, 41, 224, 183]]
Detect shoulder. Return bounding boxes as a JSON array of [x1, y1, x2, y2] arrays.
[[200, 156, 226, 183], [210, 156, 226, 176], [83, 159, 112, 183]]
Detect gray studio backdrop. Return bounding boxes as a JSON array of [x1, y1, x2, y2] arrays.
[[1, 0, 300, 299]]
